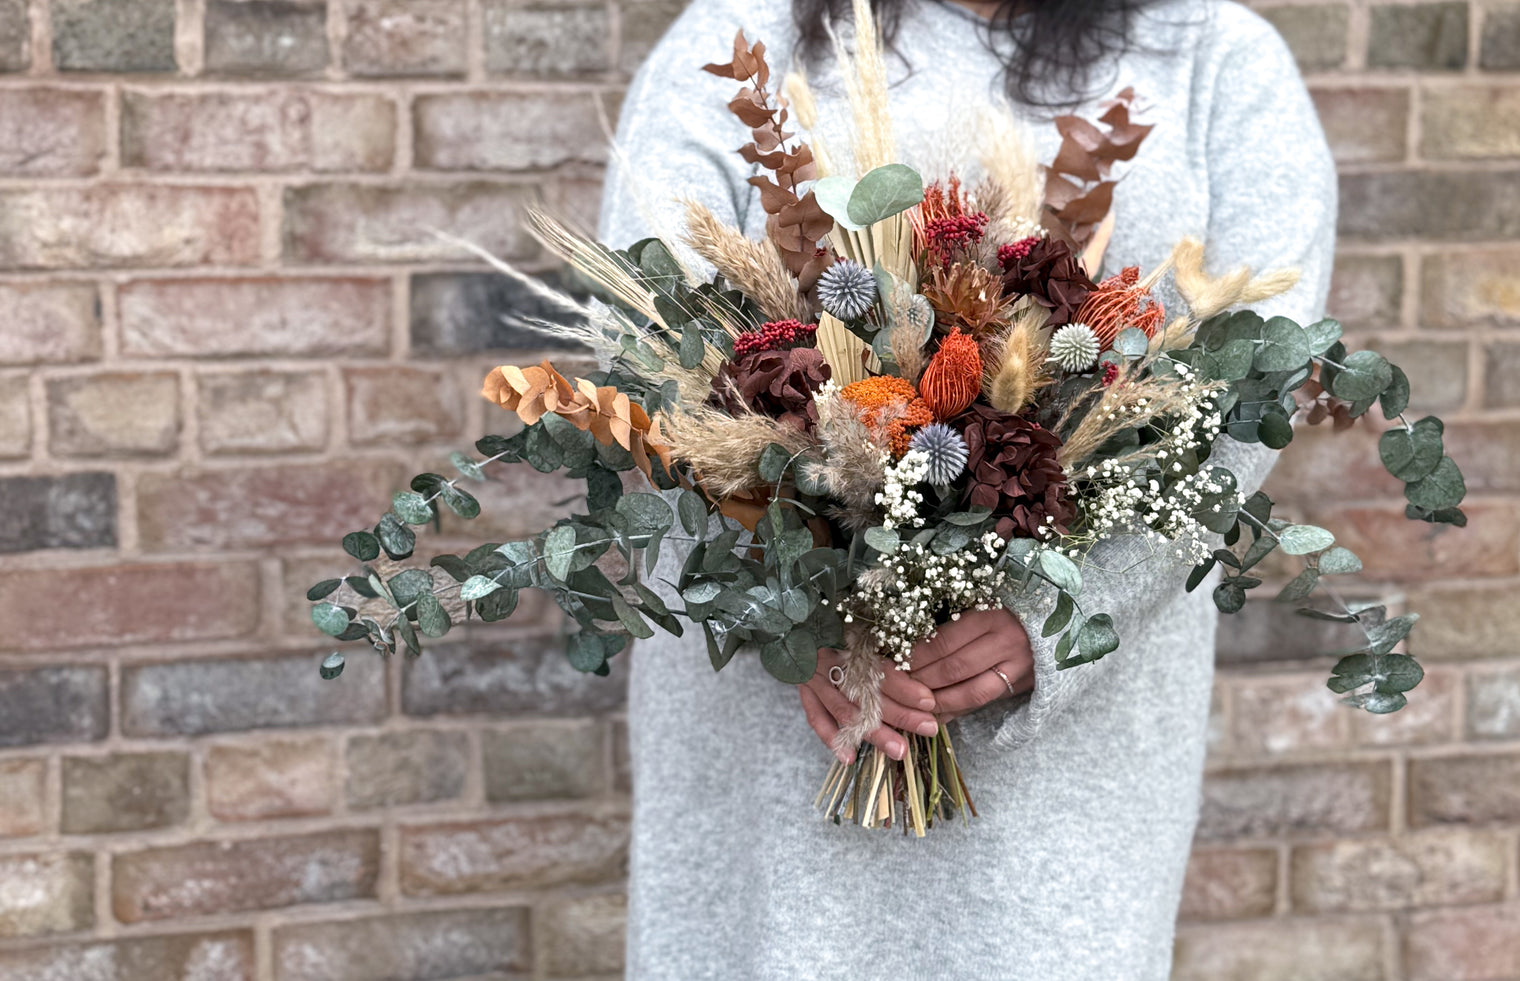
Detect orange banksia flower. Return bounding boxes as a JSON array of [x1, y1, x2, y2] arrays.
[[918, 328, 983, 420], [1076, 266, 1165, 348], [841, 375, 934, 456]]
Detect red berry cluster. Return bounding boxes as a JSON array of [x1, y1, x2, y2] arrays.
[[1100, 361, 1121, 387], [733, 319, 819, 357], [996, 235, 1042, 269], [925, 212, 989, 263]]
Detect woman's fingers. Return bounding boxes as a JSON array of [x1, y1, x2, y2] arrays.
[[813, 682, 927, 760], [798, 685, 850, 763], [912, 627, 1029, 690], [933, 659, 1035, 717], [880, 665, 936, 711]]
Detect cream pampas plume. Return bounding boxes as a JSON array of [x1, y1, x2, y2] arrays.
[[831, 618, 886, 758], [682, 199, 804, 323], [983, 305, 1048, 413], [1172, 237, 1301, 321]]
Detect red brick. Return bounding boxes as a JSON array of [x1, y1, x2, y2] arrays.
[[205, 0, 329, 76], [1409, 753, 1520, 826], [344, 729, 469, 809], [0, 0, 26, 71], [136, 460, 399, 551], [62, 751, 190, 834], [443, 459, 582, 539], [483, 0, 612, 75], [0, 666, 107, 747], [283, 183, 537, 263], [345, 365, 462, 445], [1173, 917, 1385, 981], [51, 0, 176, 72], [343, 0, 467, 77], [539, 892, 627, 977], [0, 373, 28, 458], [1230, 674, 1351, 757], [273, 909, 529, 981], [1258, 4, 1350, 70], [113, 830, 380, 922], [1296, 504, 1518, 581], [0, 282, 101, 364], [1352, 665, 1458, 745], [484, 719, 606, 801], [1178, 848, 1278, 921], [198, 369, 329, 455], [0, 186, 260, 270], [1327, 253, 1403, 327], [1409, 586, 1520, 659], [1367, 2, 1468, 70], [1404, 903, 1520, 981], [1311, 87, 1409, 165], [1264, 419, 1401, 503], [1198, 762, 1391, 840], [1483, 3, 1520, 68], [122, 90, 394, 172], [0, 853, 93, 938], [403, 634, 624, 718], [618, 0, 684, 72], [0, 562, 260, 652], [0, 88, 106, 176], [1339, 170, 1520, 241], [1422, 248, 1520, 327], [0, 758, 46, 836], [1422, 85, 1520, 159], [1291, 830, 1507, 912], [413, 92, 606, 170], [1368, 338, 1467, 412], [47, 370, 180, 457], [400, 808, 628, 894], [0, 932, 255, 981], [1467, 665, 1520, 740], [207, 738, 336, 822], [1483, 340, 1520, 408], [0, 472, 115, 553]]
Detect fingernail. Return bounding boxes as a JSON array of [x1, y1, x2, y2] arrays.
[[916, 720, 938, 736], [889, 738, 906, 760], [918, 696, 936, 710]]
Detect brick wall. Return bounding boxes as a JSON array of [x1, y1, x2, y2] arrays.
[[0, 0, 1513, 978]]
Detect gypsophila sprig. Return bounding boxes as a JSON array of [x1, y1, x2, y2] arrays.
[[876, 450, 930, 530]]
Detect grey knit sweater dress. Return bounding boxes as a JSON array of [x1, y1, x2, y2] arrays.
[[597, 1, 1336, 977]]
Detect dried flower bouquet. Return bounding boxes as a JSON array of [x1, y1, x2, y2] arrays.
[[307, 0, 1467, 835]]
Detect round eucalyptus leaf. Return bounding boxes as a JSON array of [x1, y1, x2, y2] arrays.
[[449, 451, 486, 481], [1328, 350, 1393, 402], [1256, 410, 1294, 450], [459, 575, 503, 602], [812, 176, 864, 231], [312, 603, 352, 638], [862, 526, 900, 554], [1253, 317, 1312, 372], [306, 579, 341, 602], [1317, 546, 1363, 576], [1404, 455, 1466, 510], [1379, 416, 1444, 482], [415, 592, 451, 638], [1379, 365, 1410, 420], [1278, 524, 1335, 555], [1302, 318, 1343, 356], [392, 490, 434, 525], [318, 651, 345, 680], [342, 531, 380, 562], [846, 163, 925, 226], [1112, 327, 1150, 358]]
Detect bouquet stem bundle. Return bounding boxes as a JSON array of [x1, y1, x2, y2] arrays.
[[815, 725, 974, 835]]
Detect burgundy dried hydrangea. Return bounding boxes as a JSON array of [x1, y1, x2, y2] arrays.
[[999, 237, 1096, 327], [711, 346, 831, 431], [957, 404, 1076, 540]]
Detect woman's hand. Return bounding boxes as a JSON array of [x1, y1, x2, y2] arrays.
[[908, 608, 1034, 722], [798, 650, 941, 763]]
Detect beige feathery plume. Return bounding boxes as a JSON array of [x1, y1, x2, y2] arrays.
[[660, 403, 814, 498], [682, 200, 805, 323], [830, 0, 895, 173], [1055, 369, 1224, 472], [1150, 314, 1196, 353], [983, 305, 1049, 414], [976, 105, 1043, 228], [1172, 237, 1301, 321], [832, 618, 885, 756], [809, 389, 888, 529], [783, 72, 835, 178]]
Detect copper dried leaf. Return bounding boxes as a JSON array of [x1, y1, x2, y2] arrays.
[[1059, 182, 1115, 226]]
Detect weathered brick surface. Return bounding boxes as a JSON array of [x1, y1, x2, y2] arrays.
[[198, 369, 329, 455], [410, 270, 591, 355], [484, 719, 606, 801], [1178, 848, 1278, 921], [1294, 503, 1518, 580], [272, 908, 530, 981], [1369, 338, 1467, 411], [207, 738, 335, 821], [0, 282, 101, 364], [1259, 5, 1350, 71], [1311, 87, 1408, 165], [0, 759, 47, 836], [1350, 665, 1459, 746], [344, 729, 469, 809], [1404, 903, 1520, 981], [0, 373, 28, 458], [0, 186, 261, 269], [0, 931, 256, 981], [122, 652, 386, 736], [283, 183, 537, 263], [618, 0, 684, 72], [1339, 171, 1520, 241], [1482, 3, 1520, 69], [1484, 340, 1520, 408], [484, 0, 612, 75], [51, 0, 176, 72], [343, 0, 468, 77], [0, 0, 27, 71], [403, 635, 628, 717], [1230, 674, 1350, 756], [414, 92, 607, 170], [344, 366, 463, 445], [0, 666, 108, 747], [538, 892, 627, 977], [1422, 86, 1520, 160], [0, 89, 106, 176], [136, 461, 399, 550], [1466, 666, 1520, 739], [1290, 831, 1508, 911], [204, 0, 330, 76], [1197, 762, 1391, 839], [120, 277, 390, 358], [0, 472, 116, 553], [1409, 753, 1520, 826], [47, 371, 180, 457], [0, 853, 94, 938], [1421, 249, 1520, 327], [114, 830, 380, 922], [62, 752, 190, 834], [1173, 918, 1386, 981], [0, 562, 260, 651], [1367, 2, 1468, 69], [1327, 253, 1402, 327], [1408, 585, 1520, 658], [400, 809, 629, 894], [123, 91, 395, 173]]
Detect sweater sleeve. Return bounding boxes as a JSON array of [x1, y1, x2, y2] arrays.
[[597, 0, 787, 247], [988, 5, 1338, 750]]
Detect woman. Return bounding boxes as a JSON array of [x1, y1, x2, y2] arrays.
[[598, 0, 1335, 977]]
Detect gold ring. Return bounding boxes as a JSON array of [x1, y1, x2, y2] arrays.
[[990, 666, 1017, 697]]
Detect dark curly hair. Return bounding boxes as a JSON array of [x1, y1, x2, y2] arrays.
[[793, 0, 1165, 108]]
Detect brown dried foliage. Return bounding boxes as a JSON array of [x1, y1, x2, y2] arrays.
[[705, 32, 833, 289], [1043, 87, 1152, 251], [921, 261, 1007, 335], [1293, 375, 1358, 431]]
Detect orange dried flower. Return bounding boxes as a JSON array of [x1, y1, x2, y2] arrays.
[[1076, 266, 1166, 348], [841, 375, 934, 456], [919, 328, 983, 420]]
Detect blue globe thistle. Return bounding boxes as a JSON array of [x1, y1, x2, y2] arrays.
[[816, 260, 877, 321], [909, 422, 969, 486]]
